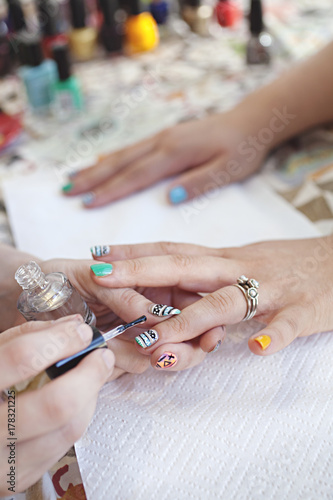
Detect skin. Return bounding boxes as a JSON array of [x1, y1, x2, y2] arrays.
[[90, 236, 333, 360], [62, 42, 333, 207]]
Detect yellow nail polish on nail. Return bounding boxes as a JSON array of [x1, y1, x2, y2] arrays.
[[254, 335, 271, 350]]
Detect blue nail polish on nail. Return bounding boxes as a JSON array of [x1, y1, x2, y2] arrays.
[[68, 170, 78, 179], [82, 192, 95, 205], [169, 186, 188, 204]]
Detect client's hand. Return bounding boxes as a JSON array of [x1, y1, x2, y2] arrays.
[[89, 237, 333, 363]]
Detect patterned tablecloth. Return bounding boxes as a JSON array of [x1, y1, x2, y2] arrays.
[[1, 1, 333, 498]]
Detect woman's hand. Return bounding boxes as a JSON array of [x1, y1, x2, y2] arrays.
[[0, 316, 114, 495], [61, 111, 266, 208], [41, 259, 224, 377], [89, 237, 333, 362]]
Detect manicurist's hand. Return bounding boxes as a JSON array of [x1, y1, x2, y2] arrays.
[[61, 112, 266, 207], [89, 237, 333, 362], [0, 316, 114, 495]]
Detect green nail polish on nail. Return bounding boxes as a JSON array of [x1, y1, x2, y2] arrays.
[[90, 263, 113, 277], [62, 182, 74, 193]]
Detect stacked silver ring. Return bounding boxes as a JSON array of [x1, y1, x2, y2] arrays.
[[233, 275, 259, 321]]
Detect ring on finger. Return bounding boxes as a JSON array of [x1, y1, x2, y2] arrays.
[[233, 275, 259, 321]]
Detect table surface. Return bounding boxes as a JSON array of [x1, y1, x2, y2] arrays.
[[1, 3, 333, 499]]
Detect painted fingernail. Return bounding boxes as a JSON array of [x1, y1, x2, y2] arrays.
[[62, 182, 74, 193], [209, 340, 222, 354], [90, 245, 111, 257], [148, 304, 181, 317], [90, 263, 113, 277], [82, 192, 95, 205], [169, 186, 188, 204], [254, 335, 271, 350], [135, 329, 159, 348], [68, 170, 78, 179], [156, 352, 178, 369]]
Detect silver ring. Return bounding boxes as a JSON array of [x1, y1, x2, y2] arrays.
[[233, 275, 259, 321]]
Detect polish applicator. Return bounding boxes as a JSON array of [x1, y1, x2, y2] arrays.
[[46, 315, 147, 379]]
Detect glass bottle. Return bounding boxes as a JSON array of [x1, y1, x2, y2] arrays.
[[15, 261, 96, 325]]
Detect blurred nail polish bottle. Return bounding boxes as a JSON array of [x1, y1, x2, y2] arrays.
[[16, 261, 96, 325], [68, 0, 97, 61], [124, 0, 159, 54], [246, 0, 272, 65], [37, 0, 69, 58], [149, 0, 168, 25], [6, 0, 26, 33], [181, 0, 213, 36], [17, 34, 58, 112], [99, 0, 125, 53], [0, 20, 13, 77], [52, 41, 83, 118], [215, 0, 241, 28]]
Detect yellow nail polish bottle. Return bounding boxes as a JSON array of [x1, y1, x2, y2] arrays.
[[124, 0, 159, 54], [68, 0, 97, 61]]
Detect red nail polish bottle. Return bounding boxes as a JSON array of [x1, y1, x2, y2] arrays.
[[38, 0, 69, 58], [215, 0, 241, 28]]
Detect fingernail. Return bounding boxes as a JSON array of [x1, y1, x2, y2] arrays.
[[149, 304, 181, 317], [169, 186, 188, 204], [68, 170, 78, 179], [90, 245, 111, 257], [82, 192, 95, 206], [209, 340, 222, 354], [90, 263, 113, 277], [254, 335, 271, 350], [135, 329, 159, 348], [156, 352, 178, 369], [77, 323, 93, 343], [62, 182, 74, 193], [101, 349, 114, 371]]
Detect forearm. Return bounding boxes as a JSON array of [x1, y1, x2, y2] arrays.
[[0, 244, 41, 331], [229, 41, 333, 151]]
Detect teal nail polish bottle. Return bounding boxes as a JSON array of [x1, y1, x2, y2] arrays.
[[18, 35, 57, 112], [52, 42, 83, 119]]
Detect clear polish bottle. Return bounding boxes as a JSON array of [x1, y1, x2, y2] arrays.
[[15, 261, 96, 325]]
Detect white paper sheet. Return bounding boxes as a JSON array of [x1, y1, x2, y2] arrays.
[[3, 169, 318, 259]]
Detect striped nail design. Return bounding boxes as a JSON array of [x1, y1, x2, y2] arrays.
[[135, 329, 158, 349], [82, 192, 95, 205], [209, 340, 222, 354], [148, 304, 181, 317], [90, 245, 111, 257], [156, 352, 177, 369]]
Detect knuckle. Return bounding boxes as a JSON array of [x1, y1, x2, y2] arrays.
[[169, 315, 191, 338], [118, 288, 140, 309], [42, 388, 75, 426], [204, 289, 236, 316], [170, 253, 193, 269], [6, 342, 28, 369], [127, 258, 143, 275], [127, 355, 150, 374], [158, 241, 177, 255], [60, 417, 88, 445]]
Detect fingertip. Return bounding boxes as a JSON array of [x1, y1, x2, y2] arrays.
[[168, 185, 188, 205], [248, 334, 272, 356]]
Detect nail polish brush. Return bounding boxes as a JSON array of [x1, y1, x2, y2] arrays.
[[46, 315, 147, 379]]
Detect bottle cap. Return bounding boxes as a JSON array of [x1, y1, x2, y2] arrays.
[[69, 0, 87, 29], [124, 0, 146, 16], [99, 0, 118, 25], [52, 42, 71, 80], [17, 33, 44, 66], [38, 0, 60, 36], [7, 0, 26, 32], [183, 0, 201, 7], [249, 0, 263, 35]]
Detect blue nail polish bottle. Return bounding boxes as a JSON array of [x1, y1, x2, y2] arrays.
[[18, 34, 57, 112], [149, 0, 168, 25]]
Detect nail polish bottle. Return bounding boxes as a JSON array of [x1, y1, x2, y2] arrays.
[[149, 0, 168, 25], [15, 261, 96, 325], [124, 0, 159, 54], [52, 41, 83, 118], [215, 0, 241, 28], [181, 0, 213, 36], [18, 35, 58, 112], [246, 0, 272, 65], [0, 20, 13, 77], [6, 0, 26, 33], [37, 0, 69, 58], [99, 0, 125, 53], [68, 0, 97, 61]]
